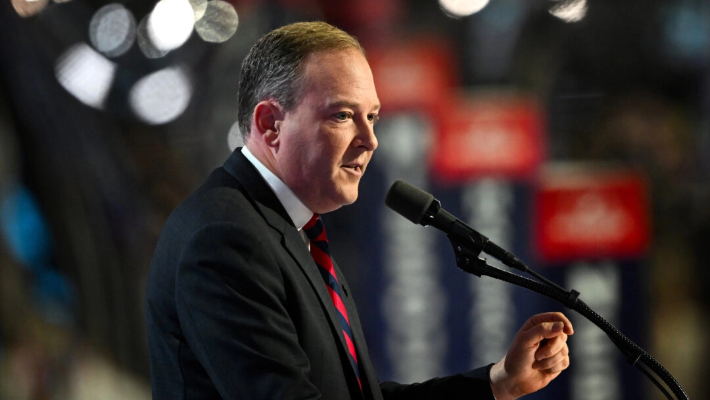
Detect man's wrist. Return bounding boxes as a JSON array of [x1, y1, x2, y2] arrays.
[[488, 363, 498, 400], [489, 358, 515, 400]]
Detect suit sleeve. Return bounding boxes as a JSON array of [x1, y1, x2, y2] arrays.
[[175, 221, 321, 400], [380, 365, 496, 400]]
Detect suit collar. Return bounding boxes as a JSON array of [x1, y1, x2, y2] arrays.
[[222, 148, 293, 233], [240, 146, 313, 230]]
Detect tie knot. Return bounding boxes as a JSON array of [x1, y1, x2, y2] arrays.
[[303, 214, 327, 242]]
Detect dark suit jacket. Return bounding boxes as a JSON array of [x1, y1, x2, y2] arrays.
[[146, 149, 495, 400]]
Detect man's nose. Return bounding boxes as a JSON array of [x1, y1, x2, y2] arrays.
[[356, 120, 378, 151]]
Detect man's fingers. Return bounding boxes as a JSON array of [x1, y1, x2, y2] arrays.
[[535, 334, 568, 361], [519, 320, 569, 347], [521, 312, 574, 335], [536, 349, 570, 374], [533, 343, 569, 370]]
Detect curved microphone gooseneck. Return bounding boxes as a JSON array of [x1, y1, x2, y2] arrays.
[[385, 179, 689, 400]]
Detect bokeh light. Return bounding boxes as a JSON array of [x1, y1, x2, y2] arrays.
[[12, 0, 49, 18], [55, 43, 117, 109], [549, 0, 588, 23], [194, 0, 238, 43], [148, 0, 195, 52], [438, 0, 490, 18], [129, 66, 192, 125], [189, 0, 207, 21], [89, 4, 136, 58], [136, 15, 168, 59], [227, 120, 244, 151]]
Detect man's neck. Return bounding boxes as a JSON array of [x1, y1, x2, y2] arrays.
[[244, 141, 279, 178]]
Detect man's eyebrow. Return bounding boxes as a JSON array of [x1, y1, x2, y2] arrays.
[[327, 100, 381, 111]]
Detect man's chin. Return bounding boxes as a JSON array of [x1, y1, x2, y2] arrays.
[[316, 189, 358, 214], [341, 188, 359, 206]]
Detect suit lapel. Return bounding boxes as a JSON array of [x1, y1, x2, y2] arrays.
[[222, 149, 365, 395], [332, 260, 382, 400], [280, 228, 360, 376]]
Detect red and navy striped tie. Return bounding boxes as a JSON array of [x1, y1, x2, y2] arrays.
[[303, 214, 362, 390]]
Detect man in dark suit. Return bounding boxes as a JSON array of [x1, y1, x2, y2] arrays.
[[146, 21, 573, 400]]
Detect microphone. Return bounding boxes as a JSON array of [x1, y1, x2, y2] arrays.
[[385, 180, 528, 272]]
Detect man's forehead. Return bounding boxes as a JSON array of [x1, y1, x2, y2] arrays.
[[301, 49, 370, 80], [298, 50, 379, 110]]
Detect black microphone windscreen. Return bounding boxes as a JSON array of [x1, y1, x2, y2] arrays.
[[385, 180, 435, 225]]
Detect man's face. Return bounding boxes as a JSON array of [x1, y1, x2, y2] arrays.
[[274, 49, 380, 214]]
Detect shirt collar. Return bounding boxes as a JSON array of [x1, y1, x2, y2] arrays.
[[241, 147, 313, 230]]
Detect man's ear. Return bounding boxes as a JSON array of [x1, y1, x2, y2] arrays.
[[253, 100, 285, 147]]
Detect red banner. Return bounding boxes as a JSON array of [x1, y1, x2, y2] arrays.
[[534, 166, 650, 263], [430, 92, 545, 182], [366, 39, 456, 114]]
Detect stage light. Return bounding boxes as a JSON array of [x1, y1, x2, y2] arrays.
[[195, 0, 238, 43], [439, 0, 490, 18], [148, 0, 195, 52], [129, 66, 192, 125], [55, 43, 117, 109], [137, 15, 168, 59], [89, 4, 136, 57], [189, 0, 207, 21], [549, 0, 588, 23]]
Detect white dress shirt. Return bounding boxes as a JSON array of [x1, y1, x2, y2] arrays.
[[241, 147, 313, 231]]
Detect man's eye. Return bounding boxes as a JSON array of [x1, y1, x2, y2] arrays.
[[334, 112, 350, 121], [368, 114, 380, 124]]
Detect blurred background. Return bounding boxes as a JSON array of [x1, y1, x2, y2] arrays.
[[1, 0, 709, 399]]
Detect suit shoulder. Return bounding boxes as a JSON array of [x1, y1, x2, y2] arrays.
[[171, 167, 261, 229]]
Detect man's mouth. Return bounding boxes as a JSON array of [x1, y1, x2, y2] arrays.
[[342, 164, 363, 175]]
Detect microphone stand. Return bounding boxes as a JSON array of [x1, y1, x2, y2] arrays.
[[447, 236, 690, 400]]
